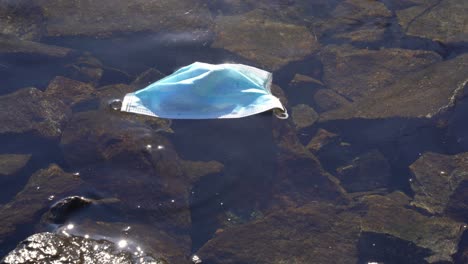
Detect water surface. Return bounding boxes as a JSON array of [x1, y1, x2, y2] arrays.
[[1, 1, 468, 263]]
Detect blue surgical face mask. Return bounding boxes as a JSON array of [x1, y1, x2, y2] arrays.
[[120, 62, 287, 119]]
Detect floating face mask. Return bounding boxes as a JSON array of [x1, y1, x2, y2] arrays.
[[120, 62, 287, 119]]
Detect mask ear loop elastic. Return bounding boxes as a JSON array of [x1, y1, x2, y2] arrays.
[[108, 98, 172, 132], [109, 99, 122, 111], [274, 108, 289, 119]]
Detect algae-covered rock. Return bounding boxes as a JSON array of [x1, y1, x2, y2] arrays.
[[42, 196, 93, 224], [409, 152, 468, 218], [267, 0, 345, 18], [446, 180, 468, 223], [2, 232, 165, 264], [131, 68, 165, 90], [65, 53, 104, 85], [313, 89, 351, 112], [0, 1, 44, 40], [271, 84, 288, 108], [357, 231, 435, 264], [289, 74, 324, 88], [360, 192, 464, 263], [45, 76, 96, 106], [213, 11, 319, 70], [0, 34, 74, 57], [94, 84, 173, 131], [61, 220, 186, 264], [59, 109, 224, 263], [336, 149, 392, 192], [322, 0, 393, 43], [286, 74, 324, 108], [321, 53, 468, 120], [38, 0, 213, 38], [61, 109, 222, 250], [0, 164, 82, 243], [305, 129, 338, 153], [0, 87, 70, 139], [198, 190, 464, 263], [397, 0, 468, 44], [381, 0, 428, 10], [60, 107, 222, 201], [291, 104, 319, 129], [271, 119, 348, 208], [320, 45, 442, 101], [197, 203, 361, 264], [60, 110, 170, 167], [223, 0, 390, 44], [180, 160, 225, 183], [207, 0, 331, 16], [457, 251, 468, 264], [96, 83, 135, 106], [0, 154, 31, 177]]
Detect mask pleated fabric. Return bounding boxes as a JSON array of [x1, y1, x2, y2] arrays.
[[120, 62, 286, 119]]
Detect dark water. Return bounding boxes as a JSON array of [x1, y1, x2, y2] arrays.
[[1, 1, 468, 263]]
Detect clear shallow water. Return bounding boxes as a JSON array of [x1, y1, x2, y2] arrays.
[[1, 1, 468, 263]]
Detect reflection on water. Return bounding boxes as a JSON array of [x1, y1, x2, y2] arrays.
[[1, 0, 468, 263]]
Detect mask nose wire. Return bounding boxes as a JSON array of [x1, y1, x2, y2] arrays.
[[273, 108, 289, 119]]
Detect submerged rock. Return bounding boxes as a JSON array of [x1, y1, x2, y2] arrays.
[[38, 0, 213, 38], [357, 231, 434, 264], [397, 0, 468, 44], [0, 154, 31, 177], [380, 0, 428, 10], [131, 68, 165, 90], [60, 220, 187, 263], [0, 164, 82, 243], [212, 10, 319, 70], [291, 104, 319, 129], [271, 119, 348, 208], [454, 233, 468, 264], [40, 196, 122, 228], [207, 0, 255, 15], [60, 109, 223, 261], [43, 196, 93, 224], [289, 74, 324, 89], [95, 83, 173, 132], [2, 232, 165, 264], [409, 152, 468, 219], [360, 191, 464, 263], [197, 203, 361, 264], [446, 180, 468, 223], [45, 76, 96, 106], [321, 0, 393, 43], [180, 160, 225, 183], [271, 84, 288, 107], [320, 45, 442, 101], [197, 190, 465, 263], [0, 87, 70, 139], [65, 53, 104, 85], [308, 133, 357, 180], [222, 0, 390, 44], [0, 1, 44, 40], [207, 0, 323, 16], [60, 110, 170, 167], [286, 74, 324, 109], [313, 89, 351, 112], [321, 53, 468, 120], [96, 83, 135, 106], [305, 129, 338, 153], [0, 35, 74, 57], [336, 149, 392, 192]]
